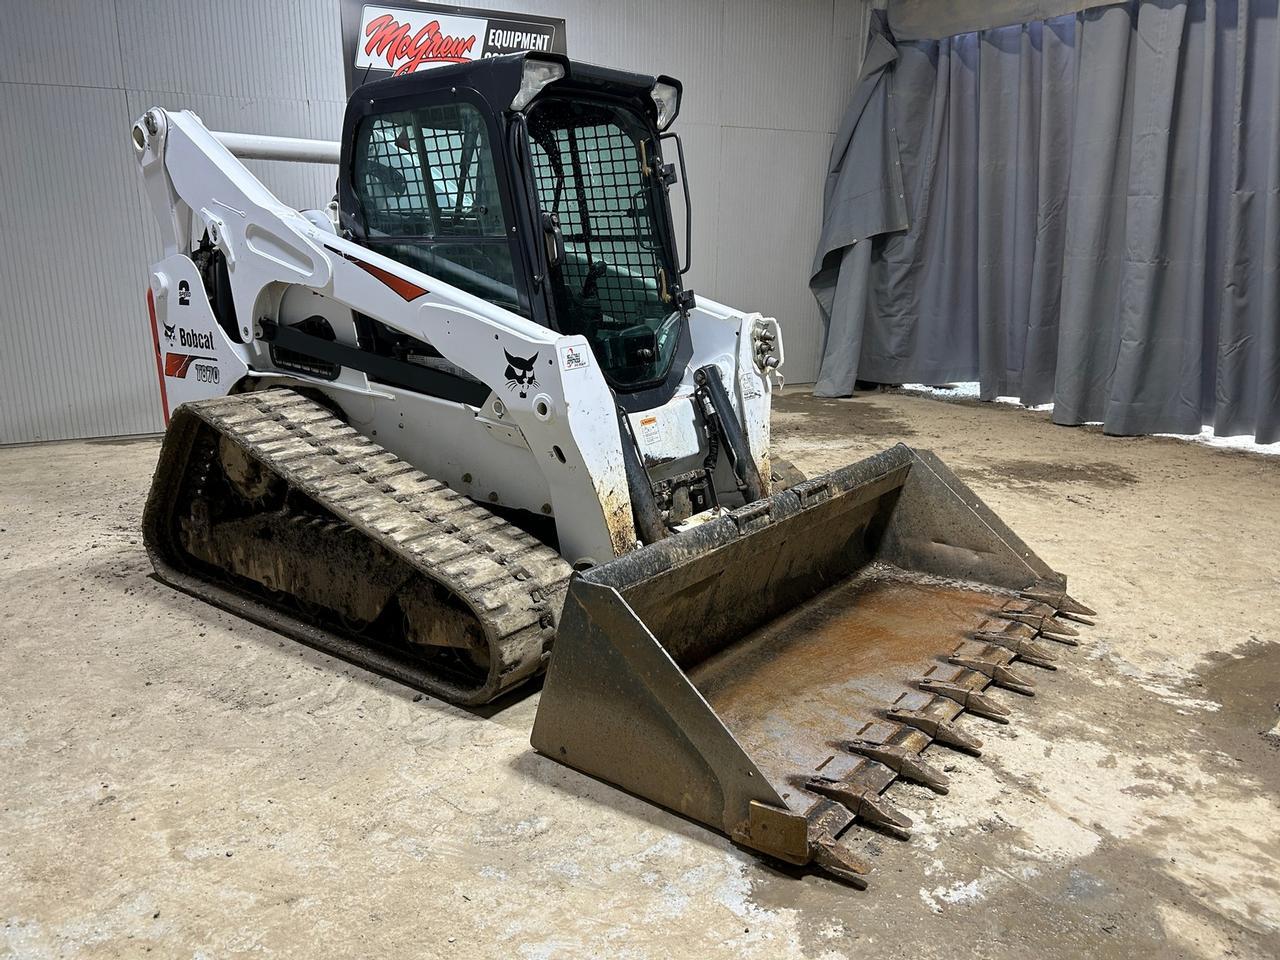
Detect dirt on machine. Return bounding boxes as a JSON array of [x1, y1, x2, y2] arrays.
[[132, 52, 1093, 888]]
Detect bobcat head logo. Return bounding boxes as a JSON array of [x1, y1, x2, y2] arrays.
[[163, 320, 176, 342], [504, 350, 539, 399]]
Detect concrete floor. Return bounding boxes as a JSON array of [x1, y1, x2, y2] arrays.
[[2, 389, 1278, 959]]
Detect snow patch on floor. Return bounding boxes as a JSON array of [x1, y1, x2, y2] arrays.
[[902, 381, 1054, 412], [1154, 424, 1280, 456], [901, 382, 1279, 454]]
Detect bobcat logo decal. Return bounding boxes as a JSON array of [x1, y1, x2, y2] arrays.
[[163, 320, 176, 342], [504, 350, 539, 398]]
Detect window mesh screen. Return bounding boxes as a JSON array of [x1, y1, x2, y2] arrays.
[[353, 102, 518, 308], [356, 103, 505, 238], [528, 116, 664, 327], [358, 113, 430, 236]]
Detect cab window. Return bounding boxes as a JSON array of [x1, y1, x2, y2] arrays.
[[353, 102, 521, 312], [525, 98, 682, 389]]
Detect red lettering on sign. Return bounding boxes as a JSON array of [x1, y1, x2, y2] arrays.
[[363, 14, 478, 74]]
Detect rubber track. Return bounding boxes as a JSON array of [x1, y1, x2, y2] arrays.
[[145, 388, 572, 704]]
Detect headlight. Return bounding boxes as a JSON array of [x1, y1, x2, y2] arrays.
[[650, 80, 681, 130], [511, 59, 565, 112]]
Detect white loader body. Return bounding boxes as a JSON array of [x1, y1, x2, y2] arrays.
[[134, 107, 783, 567]]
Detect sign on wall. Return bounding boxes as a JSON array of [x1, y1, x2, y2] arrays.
[[340, 1, 568, 95]]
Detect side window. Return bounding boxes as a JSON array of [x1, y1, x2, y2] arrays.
[[356, 113, 431, 234], [526, 105, 667, 327], [525, 99, 682, 388], [353, 102, 520, 311]]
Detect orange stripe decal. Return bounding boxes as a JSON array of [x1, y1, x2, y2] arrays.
[[352, 257, 429, 301], [327, 245, 428, 301]]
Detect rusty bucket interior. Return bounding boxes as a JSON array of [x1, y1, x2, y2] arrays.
[[692, 574, 1004, 797], [530, 443, 1093, 887]]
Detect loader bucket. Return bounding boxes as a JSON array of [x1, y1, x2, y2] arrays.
[[531, 443, 1094, 887]]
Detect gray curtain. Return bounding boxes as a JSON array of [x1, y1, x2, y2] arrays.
[[811, 1, 1280, 443], [889, 0, 1126, 40]]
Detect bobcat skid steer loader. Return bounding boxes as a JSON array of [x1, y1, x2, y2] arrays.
[[132, 53, 1093, 887]]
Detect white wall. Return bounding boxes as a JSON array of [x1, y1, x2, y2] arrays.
[[0, 0, 868, 443]]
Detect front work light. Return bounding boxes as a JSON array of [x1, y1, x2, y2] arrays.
[[512, 59, 566, 111], [650, 80, 681, 130]]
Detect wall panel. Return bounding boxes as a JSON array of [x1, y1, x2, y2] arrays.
[[0, 1, 124, 88], [114, 0, 346, 102], [0, 83, 159, 443], [715, 127, 836, 380], [0, 0, 869, 443]]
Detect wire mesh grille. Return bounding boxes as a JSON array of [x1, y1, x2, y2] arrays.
[[353, 102, 518, 306], [528, 115, 665, 327], [356, 103, 505, 238]]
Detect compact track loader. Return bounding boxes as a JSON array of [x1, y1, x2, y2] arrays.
[[132, 53, 1093, 887]]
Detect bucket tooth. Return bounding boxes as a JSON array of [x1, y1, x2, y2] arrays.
[[1055, 606, 1095, 625], [997, 608, 1081, 642], [1017, 582, 1062, 605], [888, 708, 983, 755], [1036, 617, 1082, 642], [811, 832, 872, 888], [1019, 582, 1097, 622], [972, 630, 1058, 670], [805, 777, 913, 839], [992, 612, 1080, 646], [1016, 599, 1057, 617], [845, 738, 950, 793], [917, 678, 1011, 724], [1016, 647, 1058, 671], [1057, 594, 1096, 620], [1034, 599, 1094, 625], [990, 618, 1041, 642], [1036, 626, 1081, 647], [949, 653, 1037, 696]]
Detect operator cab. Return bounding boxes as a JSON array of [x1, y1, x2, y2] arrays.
[[337, 54, 693, 397]]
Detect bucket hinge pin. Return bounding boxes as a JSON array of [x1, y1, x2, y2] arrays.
[[845, 737, 950, 793], [805, 777, 913, 839], [888, 708, 983, 754], [917, 678, 1011, 724]]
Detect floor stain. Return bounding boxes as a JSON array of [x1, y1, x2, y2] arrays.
[[1194, 639, 1280, 793], [745, 640, 1280, 960], [750, 837, 1236, 959], [960, 458, 1140, 491], [774, 394, 917, 441]]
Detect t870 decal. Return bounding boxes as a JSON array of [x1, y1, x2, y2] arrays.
[[165, 352, 219, 383]]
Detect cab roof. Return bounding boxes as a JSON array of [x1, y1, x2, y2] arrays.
[[350, 52, 680, 129]]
